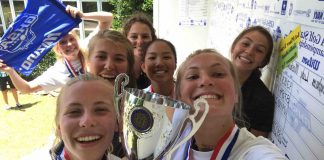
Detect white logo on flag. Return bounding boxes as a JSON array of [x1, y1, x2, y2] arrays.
[[0, 14, 37, 53]]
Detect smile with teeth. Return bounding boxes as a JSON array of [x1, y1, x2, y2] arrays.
[[100, 74, 116, 79], [197, 94, 221, 100], [238, 56, 252, 63], [155, 70, 166, 74], [76, 135, 101, 143], [66, 48, 74, 52]]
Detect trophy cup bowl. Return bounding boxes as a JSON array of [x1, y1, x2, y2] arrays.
[[114, 73, 209, 160]]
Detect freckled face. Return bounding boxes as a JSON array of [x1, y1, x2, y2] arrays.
[[58, 80, 116, 160]]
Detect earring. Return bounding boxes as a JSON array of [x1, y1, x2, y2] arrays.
[[107, 143, 114, 153]]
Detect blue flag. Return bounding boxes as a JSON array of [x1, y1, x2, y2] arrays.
[[0, 0, 81, 76]]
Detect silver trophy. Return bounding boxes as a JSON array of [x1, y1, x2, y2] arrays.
[[114, 73, 209, 160]]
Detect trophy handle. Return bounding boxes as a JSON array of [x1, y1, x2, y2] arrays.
[[165, 98, 209, 160], [114, 73, 129, 119]]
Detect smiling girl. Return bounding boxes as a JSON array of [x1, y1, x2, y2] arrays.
[[141, 39, 177, 98], [173, 49, 285, 159], [50, 73, 120, 160], [0, 5, 113, 94], [122, 12, 157, 89], [87, 29, 136, 88], [231, 26, 275, 137]]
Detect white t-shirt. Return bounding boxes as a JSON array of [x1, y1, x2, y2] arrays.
[[172, 125, 286, 160], [28, 59, 82, 91]]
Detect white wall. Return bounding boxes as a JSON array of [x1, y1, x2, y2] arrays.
[[153, 0, 209, 67]]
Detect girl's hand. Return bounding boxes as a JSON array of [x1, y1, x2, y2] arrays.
[[66, 5, 84, 19], [0, 59, 12, 72]]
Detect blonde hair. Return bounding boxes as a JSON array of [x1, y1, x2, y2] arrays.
[[87, 29, 136, 88], [175, 49, 247, 127], [53, 73, 115, 144], [53, 29, 82, 59], [52, 29, 86, 70]]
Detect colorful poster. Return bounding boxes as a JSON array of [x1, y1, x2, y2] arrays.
[[277, 25, 301, 73]]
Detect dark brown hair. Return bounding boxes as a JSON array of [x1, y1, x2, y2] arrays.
[[122, 12, 157, 40], [141, 39, 177, 64], [230, 26, 274, 68]]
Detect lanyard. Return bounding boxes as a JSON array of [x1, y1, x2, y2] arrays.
[[55, 149, 70, 160], [64, 56, 85, 78], [186, 125, 239, 160], [149, 85, 154, 92], [210, 125, 235, 159], [212, 126, 239, 160], [64, 149, 71, 160]]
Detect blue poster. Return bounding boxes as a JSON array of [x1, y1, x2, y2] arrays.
[[0, 0, 81, 76]]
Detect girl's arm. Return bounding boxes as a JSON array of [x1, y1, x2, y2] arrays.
[[66, 5, 113, 30], [0, 60, 42, 93]]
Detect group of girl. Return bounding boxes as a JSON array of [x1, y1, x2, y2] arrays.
[[0, 5, 283, 160]]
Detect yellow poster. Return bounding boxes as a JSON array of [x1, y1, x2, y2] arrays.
[[279, 25, 301, 55], [277, 25, 301, 73]]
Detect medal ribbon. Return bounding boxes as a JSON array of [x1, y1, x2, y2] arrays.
[[186, 124, 239, 160], [64, 54, 85, 77], [55, 148, 70, 160], [64, 149, 71, 160], [210, 124, 235, 160]]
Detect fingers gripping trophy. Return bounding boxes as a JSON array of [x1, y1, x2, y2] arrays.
[[114, 73, 209, 160]]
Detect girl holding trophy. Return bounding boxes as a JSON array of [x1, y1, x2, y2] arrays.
[[174, 49, 285, 159]]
